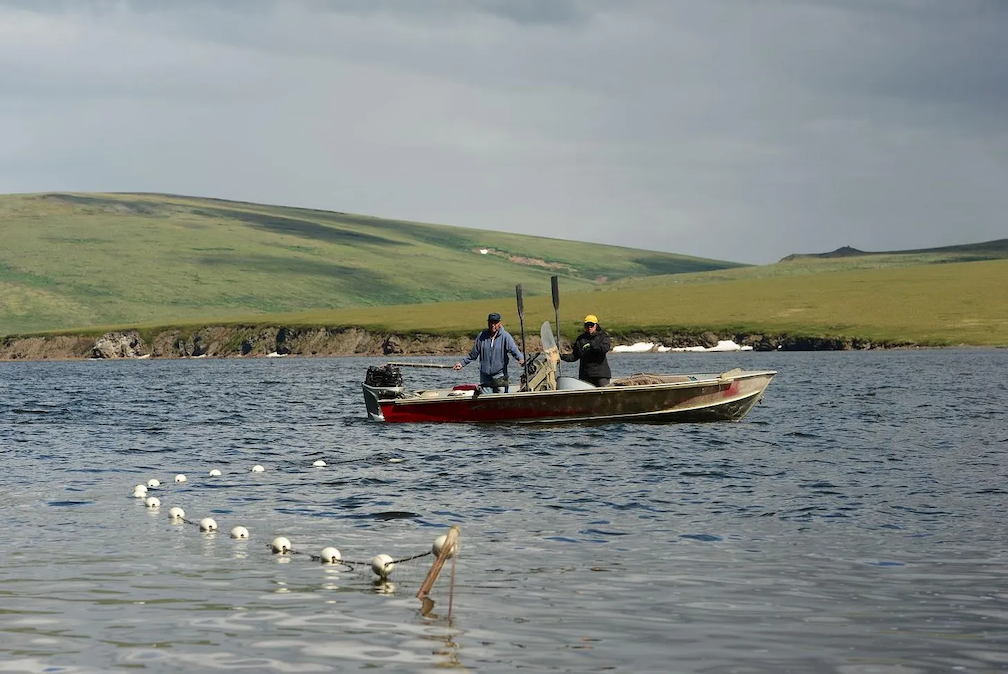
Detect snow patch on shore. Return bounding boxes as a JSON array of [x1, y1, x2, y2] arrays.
[[664, 340, 753, 353], [612, 342, 655, 353], [614, 340, 753, 353]]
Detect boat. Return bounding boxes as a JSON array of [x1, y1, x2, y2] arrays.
[[362, 320, 775, 424]]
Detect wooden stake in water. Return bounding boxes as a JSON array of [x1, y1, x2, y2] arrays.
[[417, 525, 460, 601]]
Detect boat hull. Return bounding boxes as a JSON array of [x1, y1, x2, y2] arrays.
[[363, 370, 775, 424]]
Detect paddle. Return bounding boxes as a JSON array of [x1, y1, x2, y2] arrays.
[[386, 362, 454, 369], [516, 283, 528, 391], [551, 275, 561, 377]]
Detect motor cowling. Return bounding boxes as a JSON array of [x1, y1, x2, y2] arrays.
[[521, 352, 557, 392], [365, 364, 403, 388]]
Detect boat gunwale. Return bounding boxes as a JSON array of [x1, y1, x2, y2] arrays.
[[505, 388, 767, 424], [393, 369, 777, 406]]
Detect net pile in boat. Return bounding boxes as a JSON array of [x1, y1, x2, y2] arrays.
[[612, 373, 695, 386]]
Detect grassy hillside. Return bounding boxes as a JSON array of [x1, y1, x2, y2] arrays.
[[101, 258, 1002, 347], [3, 192, 1004, 347], [0, 192, 742, 335], [780, 239, 1008, 262], [609, 239, 1008, 290]]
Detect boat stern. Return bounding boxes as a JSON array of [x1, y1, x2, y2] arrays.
[[362, 383, 403, 421]]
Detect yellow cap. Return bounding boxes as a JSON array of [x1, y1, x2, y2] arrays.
[[584, 314, 598, 324]]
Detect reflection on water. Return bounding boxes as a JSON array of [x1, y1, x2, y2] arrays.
[[0, 350, 1006, 672]]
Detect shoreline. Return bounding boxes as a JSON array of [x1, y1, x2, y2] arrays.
[[0, 324, 952, 362]]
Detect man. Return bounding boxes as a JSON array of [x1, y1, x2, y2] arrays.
[[454, 312, 525, 393], [560, 314, 612, 387]]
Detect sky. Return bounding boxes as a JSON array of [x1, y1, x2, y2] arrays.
[[1, 0, 1006, 264]]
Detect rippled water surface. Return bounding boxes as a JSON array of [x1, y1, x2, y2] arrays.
[[1, 350, 1006, 673]]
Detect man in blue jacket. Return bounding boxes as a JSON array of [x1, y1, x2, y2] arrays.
[[453, 312, 525, 393]]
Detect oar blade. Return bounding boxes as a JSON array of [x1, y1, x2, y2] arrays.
[[515, 283, 528, 390], [551, 276, 561, 377]]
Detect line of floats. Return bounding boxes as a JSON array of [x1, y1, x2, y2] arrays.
[[129, 464, 460, 607]]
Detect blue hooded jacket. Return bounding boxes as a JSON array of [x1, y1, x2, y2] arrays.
[[459, 327, 524, 385]]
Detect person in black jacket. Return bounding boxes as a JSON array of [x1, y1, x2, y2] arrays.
[[560, 314, 612, 386]]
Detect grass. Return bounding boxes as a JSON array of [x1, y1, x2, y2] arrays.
[[106, 258, 1002, 347], [2, 192, 1006, 346], [0, 192, 741, 335], [595, 259, 1007, 345]]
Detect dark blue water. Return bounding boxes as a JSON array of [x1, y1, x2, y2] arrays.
[[1, 350, 1006, 673]]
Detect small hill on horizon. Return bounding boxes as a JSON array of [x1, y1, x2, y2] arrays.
[[0, 191, 742, 336], [780, 239, 1008, 263]]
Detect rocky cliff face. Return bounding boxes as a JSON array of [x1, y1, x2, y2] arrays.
[[92, 331, 146, 358], [0, 324, 915, 361], [0, 334, 97, 360], [1, 325, 473, 360]]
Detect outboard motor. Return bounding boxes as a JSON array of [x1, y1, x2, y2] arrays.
[[363, 364, 404, 420], [519, 321, 561, 392], [365, 364, 403, 388], [521, 351, 557, 392]]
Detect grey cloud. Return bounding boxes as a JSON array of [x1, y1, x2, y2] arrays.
[[0, 0, 595, 25], [1, 0, 1006, 264]]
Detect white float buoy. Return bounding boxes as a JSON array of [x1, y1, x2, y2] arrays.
[[200, 517, 217, 532], [312, 459, 327, 467], [230, 526, 249, 539], [320, 547, 341, 563], [168, 507, 185, 522], [174, 474, 187, 483], [371, 553, 395, 579], [145, 496, 160, 508], [251, 465, 265, 473], [133, 484, 148, 498], [271, 537, 292, 554], [209, 469, 222, 477], [432, 534, 457, 558], [146, 478, 160, 488]]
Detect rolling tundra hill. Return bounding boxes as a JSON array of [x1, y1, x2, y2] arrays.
[[0, 192, 743, 336], [780, 239, 1008, 263], [3, 192, 1004, 350]]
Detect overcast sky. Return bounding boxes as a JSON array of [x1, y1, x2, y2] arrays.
[[1, 0, 1005, 264]]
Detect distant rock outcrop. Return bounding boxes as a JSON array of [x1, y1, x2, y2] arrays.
[[780, 238, 1008, 263], [382, 335, 403, 355], [780, 245, 867, 262], [700, 331, 719, 348], [91, 331, 147, 358]]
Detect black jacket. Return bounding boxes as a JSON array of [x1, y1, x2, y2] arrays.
[[560, 328, 612, 380]]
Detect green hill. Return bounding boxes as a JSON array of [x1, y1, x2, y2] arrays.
[[3, 192, 1005, 348], [253, 257, 1006, 348], [606, 237, 1008, 291], [781, 239, 1008, 262], [0, 192, 742, 336]]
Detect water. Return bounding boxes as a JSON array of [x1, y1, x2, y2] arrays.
[[1, 350, 1006, 673]]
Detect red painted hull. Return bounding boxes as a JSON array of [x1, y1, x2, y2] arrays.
[[363, 370, 775, 424]]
